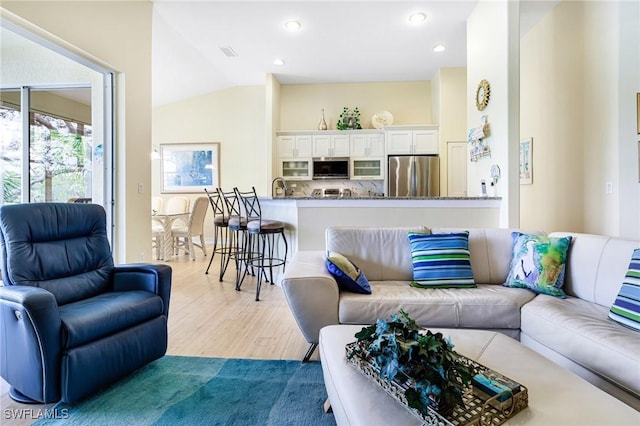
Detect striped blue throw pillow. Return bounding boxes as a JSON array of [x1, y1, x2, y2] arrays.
[[609, 248, 640, 332], [408, 232, 476, 288]]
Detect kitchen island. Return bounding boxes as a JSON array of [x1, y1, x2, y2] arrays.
[[260, 196, 501, 254]]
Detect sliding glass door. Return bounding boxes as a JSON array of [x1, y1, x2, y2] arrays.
[[1, 22, 114, 239], [1, 87, 97, 203]]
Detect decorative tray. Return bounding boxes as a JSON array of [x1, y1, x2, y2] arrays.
[[345, 342, 528, 426]]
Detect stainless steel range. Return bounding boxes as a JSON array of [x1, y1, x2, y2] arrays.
[[311, 188, 352, 198]]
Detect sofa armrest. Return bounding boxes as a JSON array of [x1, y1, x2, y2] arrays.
[[113, 264, 172, 317], [0, 286, 62, 403], [280, 251, 339, 344]]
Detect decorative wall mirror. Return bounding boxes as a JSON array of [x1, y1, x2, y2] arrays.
[[475, 79, 491, 111]]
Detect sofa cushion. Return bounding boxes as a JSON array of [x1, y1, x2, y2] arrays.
[[326, 251, 371, 294], [325, 227, 428, 281], [59, 290, 164, 348], [503, 232, 572, 298], [407, 231, 476, 288], [338, 282, 535, 330], [521, 295, 640, 399], [547, 232, 638, 306], [432, 228, 545, 285], [609, 248, 640, 332]]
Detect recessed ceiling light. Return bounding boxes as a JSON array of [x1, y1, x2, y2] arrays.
[[408, 12, 426, 24], [285, 20, 301, 31], [273, 58, 285, 66], [433, 44, 446, 53]]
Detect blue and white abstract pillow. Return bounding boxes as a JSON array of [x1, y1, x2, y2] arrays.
[[503, 233, 572, 298], [609, 248, 640, 332], [408, 232, 476, 288]]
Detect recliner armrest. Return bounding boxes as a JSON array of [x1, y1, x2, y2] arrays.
[[0, 286, 62, 403], [280, 251, 339, 344], [113, 264, 172, 317]]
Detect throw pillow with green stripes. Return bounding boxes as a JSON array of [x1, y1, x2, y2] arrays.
[[408, 231, 476, 289], [609, 248, 640, 332]]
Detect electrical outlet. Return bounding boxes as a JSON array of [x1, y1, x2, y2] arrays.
[[138, 183, 144, 194], [605, 182, 613, 194], [139, 251, 144, 261]]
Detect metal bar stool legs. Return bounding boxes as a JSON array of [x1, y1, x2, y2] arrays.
[[205, 188, 232, 280]]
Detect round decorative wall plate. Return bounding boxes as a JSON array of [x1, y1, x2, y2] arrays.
[[371, 111, 394, 129], [475, 79, 491, 111]]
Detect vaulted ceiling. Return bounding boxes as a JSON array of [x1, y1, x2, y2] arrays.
[[152, 1, 560, 106]]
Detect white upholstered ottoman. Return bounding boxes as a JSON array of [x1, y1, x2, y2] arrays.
[[319, 325, 640, 426]]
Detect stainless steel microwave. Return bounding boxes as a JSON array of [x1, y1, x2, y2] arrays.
[[312, 158, 349, 180]]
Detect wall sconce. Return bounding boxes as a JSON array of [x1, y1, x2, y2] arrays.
[[151, 145, 161, 160]]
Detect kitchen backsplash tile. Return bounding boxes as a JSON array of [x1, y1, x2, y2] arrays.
[[286, 180, 384, 197]]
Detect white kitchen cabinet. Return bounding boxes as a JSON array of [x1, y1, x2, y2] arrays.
[[350, 157, 384, 180], [350, 133, 384, 157], [312, 134, 350, 157], [278, 135, 313, 158], [386, 127, 439, 155], [280, 159, 312, 180]]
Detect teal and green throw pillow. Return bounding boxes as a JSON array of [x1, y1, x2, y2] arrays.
[[503, 232, 572, 298], [326, 251, 371, 294], [407, 231, 476, 288], [609, 248, 640, 332]]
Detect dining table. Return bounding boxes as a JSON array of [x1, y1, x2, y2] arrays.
[[152, 211, 190, 261]]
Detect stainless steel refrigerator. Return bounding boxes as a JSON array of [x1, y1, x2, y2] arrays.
[[388, 155, 440, 197]]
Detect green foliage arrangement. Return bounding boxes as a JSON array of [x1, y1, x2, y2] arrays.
[[336, 107, 361, 130], [348, 310, 473, 417]]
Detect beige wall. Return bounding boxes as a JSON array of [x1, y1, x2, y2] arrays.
[[520, 1, 585, 233], [279, 81, 432, 130], [153, 85, 266, 240], [432, 68, 467, 196], [520, 0, 640, 239], [2, 1, 153, 263]]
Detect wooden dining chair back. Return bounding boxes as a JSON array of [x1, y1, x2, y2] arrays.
[[172, 196, 209, 261]]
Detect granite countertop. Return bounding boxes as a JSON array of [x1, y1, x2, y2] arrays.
[[265, 196, 501, 200]]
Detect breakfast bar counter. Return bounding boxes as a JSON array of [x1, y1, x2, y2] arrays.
[[260, 196, 501, 253]]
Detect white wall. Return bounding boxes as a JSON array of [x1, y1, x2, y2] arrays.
[[279, 81, 431, 130], [467, 0, 520, 227], [2, 1, 153, 263]]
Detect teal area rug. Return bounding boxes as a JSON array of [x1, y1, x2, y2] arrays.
[[34, 356, 336, 426]]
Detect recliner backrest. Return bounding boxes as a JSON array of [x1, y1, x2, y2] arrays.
[[0, 203, 114, 306]]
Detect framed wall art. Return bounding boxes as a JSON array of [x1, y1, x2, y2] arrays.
[[160, 143, 220, 193], [637, 93, 640, 134], [519, 138, 533, 185]]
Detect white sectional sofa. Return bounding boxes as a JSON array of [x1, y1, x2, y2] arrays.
[[280, 226, 640, 410]]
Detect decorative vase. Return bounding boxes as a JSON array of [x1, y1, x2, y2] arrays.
[[318, 109, 328, 131]]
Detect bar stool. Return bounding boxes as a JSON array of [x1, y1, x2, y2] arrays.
[[219, 188, 250, 287], [204, 188, 230, 280], [235, 186, 288, 301]]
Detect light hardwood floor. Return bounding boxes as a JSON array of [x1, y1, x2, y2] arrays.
[[1, 248, 318, 425]]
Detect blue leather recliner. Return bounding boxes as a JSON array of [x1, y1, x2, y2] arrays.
[[0, 203, 172, 404]]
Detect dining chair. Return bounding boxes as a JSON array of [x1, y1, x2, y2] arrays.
[[172, 196, 209, 260], [165, 196, 190, 215], [152, 196, 165, 259]]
